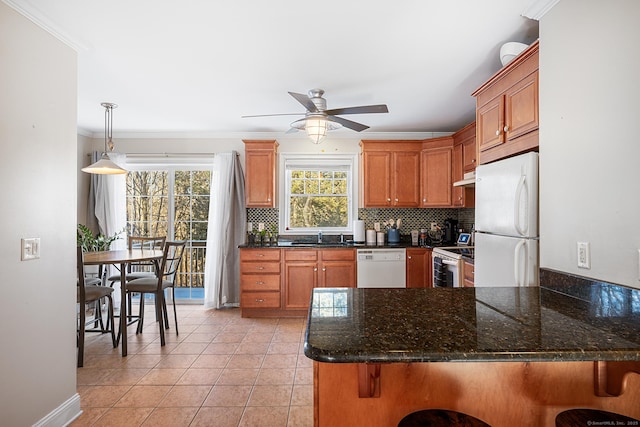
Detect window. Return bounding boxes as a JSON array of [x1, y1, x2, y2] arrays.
[[126, 158, 212, 301], [280, 154, 357, 234]]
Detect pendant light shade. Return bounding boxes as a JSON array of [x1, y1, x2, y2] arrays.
[[82, 102, 126, 175]]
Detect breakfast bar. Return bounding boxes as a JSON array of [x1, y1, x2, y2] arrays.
[[304, 269, 640, 426]]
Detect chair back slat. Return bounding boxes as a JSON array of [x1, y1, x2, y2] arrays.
[[159, 241, 187, 281], [127, 236, 166, 274]]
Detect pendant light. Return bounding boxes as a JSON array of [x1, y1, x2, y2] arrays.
[[82, 102, 126, 175]]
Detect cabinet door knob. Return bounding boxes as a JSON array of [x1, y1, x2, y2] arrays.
[[313, 267, 318, 272], [407, 256, 412, 259], [257, 254, 264, 257], [395, 198, 398, 202], [255, 298, 265, 303], [387, 198, 391, 202], [495, 129, 500, 136], [267, 198, 271, 202], [256, 281, 264, 285], [503, 125, 509, 132], [422, 198, 427, 202], [257, 266, 264, 270], [322, 267, 326, 271], [472, 159, 476, 164]]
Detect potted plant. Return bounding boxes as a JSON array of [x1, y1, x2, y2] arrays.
[[77, 224, 124, 252]]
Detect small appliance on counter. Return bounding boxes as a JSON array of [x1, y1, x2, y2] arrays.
[[443, 218, 458, 245]]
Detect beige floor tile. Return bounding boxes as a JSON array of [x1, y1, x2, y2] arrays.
[[202, 385, 252, 406], [190, 406, 243, 427], [114, 385, 171, 407], [236, 341, 271, 354], [76, 368, 116, 385], [123, 354, 163, 369], [155, 354, 198, 369], [287, 406, 314, 427], [157, 385, 212, 407], [216, 368, 259, 386], [78, 385, 132, 408], [294, 368, 313, 385], [256, 368, 296, 385], [176, 368, 222, 385], [181, 332, 217, 343], [227, 354, 265, 369], [137, 368, 187, 385], [141, 407, 198, 427], [268, 342, 300, 355], [191, 354, 231, 369], [247, 385, 293, 406], [291, 385, 313, 406], [69, 407, 109, 426], [170, 342, 209, 355], [213, 332, 247, 343], [263, 354, 298, 369], [243, 331, 276, 343], [92, 407, 154, 427], [239, 406, 289, 427], [102, 368, 151, 386], [203, 342, 240, 354]]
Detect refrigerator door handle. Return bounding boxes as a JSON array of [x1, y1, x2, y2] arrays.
[[514, 174, 529, 236], [513, 240, 528, 286]]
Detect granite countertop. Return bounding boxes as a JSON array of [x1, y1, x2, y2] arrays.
[[304, 270, 640, 363]]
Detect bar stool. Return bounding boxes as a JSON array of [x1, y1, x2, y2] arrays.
[[398, 409, 490, 426], [556, 409, 639, 426]]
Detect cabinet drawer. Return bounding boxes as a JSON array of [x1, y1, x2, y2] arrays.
[[240, 249, 281, 262], [241, 274, 280, 291], [240, 262, 280, 274], [241, 291, 281, 308], [284, 249, 318, 261], [321, 249, 355, 261]]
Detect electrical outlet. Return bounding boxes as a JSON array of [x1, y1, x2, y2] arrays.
[[374, 222, 380, 232], [258, 223, 264, 232], [247, 222, 253, 232], [577, 242, 590, 269], [431, 222, 438, 231]]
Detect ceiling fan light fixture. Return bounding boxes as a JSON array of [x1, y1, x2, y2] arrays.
[[82, 102, 126, 175], [305, 116, 328, 144]]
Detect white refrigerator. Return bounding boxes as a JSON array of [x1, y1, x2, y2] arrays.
[[474, 152, 539, 287]]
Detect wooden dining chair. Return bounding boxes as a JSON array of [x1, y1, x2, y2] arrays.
[[107, 235, 166, 323], [77, 247, 116, 367], [123, 240, 186, 346]]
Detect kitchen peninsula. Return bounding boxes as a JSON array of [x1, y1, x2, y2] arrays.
[[304, 269, 640, 426]]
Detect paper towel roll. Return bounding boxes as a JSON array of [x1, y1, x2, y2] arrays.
[[353, 220, 366, 243], [366, 229, 376, 244]]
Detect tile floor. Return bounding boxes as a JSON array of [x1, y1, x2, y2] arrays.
[[72, 304, 313, 427]]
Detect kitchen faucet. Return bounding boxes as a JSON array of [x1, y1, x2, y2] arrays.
[[318, 231, 322, 244]]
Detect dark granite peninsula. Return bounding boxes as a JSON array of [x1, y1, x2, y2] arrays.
[[304, 269, 640, 427]]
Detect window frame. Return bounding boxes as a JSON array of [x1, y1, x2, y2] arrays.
[[278, 153, 358, 235]]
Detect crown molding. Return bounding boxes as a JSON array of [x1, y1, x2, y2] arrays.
[[522, 0, 561, 20], [2, 0, 89, 51]]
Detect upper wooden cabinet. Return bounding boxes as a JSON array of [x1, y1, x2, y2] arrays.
[[360, 141, 421, 208], [473, 40, 539, 165], [420, 137, 453, 208], [243, 140, 278, 207], [452, 122, 475, 208]]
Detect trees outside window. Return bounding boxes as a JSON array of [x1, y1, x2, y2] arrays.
[[126, 168, 211, 301]]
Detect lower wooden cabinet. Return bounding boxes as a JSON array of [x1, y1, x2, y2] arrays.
[[240, 247, 356, 317], [240, 248, 281, 315], [406, 248, 432, 288], [463, 260, 474, 287]]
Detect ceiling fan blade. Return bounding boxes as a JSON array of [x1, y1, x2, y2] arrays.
[[324, 104, 389, 116], [241, 113, 303, 118], [327, 116, 369, 132], [288, 91, 318, 112]]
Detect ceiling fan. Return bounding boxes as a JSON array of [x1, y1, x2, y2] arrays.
[[242, 89, 389, 143]]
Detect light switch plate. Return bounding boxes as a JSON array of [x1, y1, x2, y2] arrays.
[[21, 238, 40, 261]]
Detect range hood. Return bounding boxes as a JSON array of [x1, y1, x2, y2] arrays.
[[453, 171, 476, 187]]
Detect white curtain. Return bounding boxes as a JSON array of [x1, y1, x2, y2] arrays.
[[88, 151, 127, 250], [87, 151, 127, 304], [204, 151, 246, 309]]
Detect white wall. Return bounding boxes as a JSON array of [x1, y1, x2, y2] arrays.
[[0, 3, 79, 426], [539, 0, 640, 287]]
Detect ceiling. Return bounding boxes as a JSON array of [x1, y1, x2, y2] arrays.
[[6, 0, 540, 138]]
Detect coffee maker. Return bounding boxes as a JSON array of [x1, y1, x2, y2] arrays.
[[443, 218, 458, 245]]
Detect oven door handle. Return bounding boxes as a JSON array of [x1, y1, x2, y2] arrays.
[[442, 259, 458, 266]]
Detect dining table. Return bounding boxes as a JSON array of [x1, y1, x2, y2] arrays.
[[83, 248, 164, 356]]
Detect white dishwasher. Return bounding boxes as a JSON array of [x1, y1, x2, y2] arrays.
[[356, 248, 406, 288]]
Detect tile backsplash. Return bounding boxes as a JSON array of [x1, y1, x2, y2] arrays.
[[247, 208, 475, 235]]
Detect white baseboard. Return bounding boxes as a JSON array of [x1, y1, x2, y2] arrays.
[[33, 393, 82, 427]]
